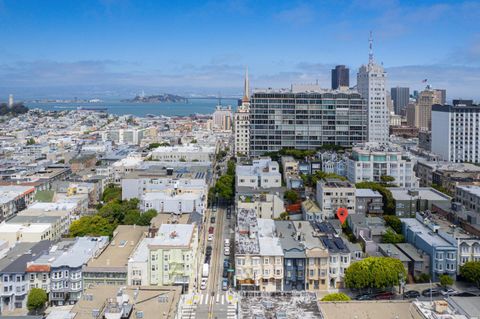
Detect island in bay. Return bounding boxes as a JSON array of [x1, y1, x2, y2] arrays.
[[121, 93, 187, 103]]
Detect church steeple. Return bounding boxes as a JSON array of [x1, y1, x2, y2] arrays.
[[242, 66, 250, 104]]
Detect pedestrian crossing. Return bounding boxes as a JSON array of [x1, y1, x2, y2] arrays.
[[180, 292, 237, 319]]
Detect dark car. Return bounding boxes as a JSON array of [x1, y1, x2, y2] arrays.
[[455, 292, 478, 297], [206, 246, 212, 256], [210, 216, 216, 223], [354, 293, 373, 300], [374, 291, 395, 300], [223, 259, 230, 269], [204, 255, 211, 264], [403, 290, 420, 299], [422, 288, 441, 297], [223, 268, 228, 278]]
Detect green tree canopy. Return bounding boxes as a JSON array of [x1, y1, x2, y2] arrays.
[[460, 261, 480, 287], [380, 175, 395, 183], [215, 174, 235, 201], [321, 292, 351, 301], [147, 142, 170, 149], [284, 190, 299, 203], [345, 257, 406, 289], [382, 229, 405, 244], [69, 215, 116, 237], [226, 160, 236, 176], [27, 137, 36, 145], [102, 184, 122, 203], [27, 288, 47, 313], [384, 215, 402, 234], [439, 274, 454, 287]]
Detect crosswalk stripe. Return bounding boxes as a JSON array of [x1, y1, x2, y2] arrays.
[[204, 293, 209, 305], [199, 294, 203, 304], [216, 293, 220, 303]]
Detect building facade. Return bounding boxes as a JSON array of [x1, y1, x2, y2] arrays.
[[432, 101, 480, 163], [390, 87, 409, 115], [331, 65, 349, 90], [316, 179, 356, 219], [347, 143, 418, 188], [249, 88, 367, 156], [234, 68, 251, 157]]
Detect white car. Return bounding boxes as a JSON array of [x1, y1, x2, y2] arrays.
[[224, 247, 230, 256], [224, 238, 230, 246], [200, 278, 208, 290], [208, 234, 214, 241]]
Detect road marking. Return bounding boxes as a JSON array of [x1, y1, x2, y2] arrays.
[[216, 292, 220, 303], [204, 293, 209, 305]]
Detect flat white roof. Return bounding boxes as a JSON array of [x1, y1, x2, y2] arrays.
[[150, 224, 194, 247]]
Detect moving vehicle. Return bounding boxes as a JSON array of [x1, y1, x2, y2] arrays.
[[202, 263, 209, 278], [403, 290, 420, 299], [206, 246, 212, 256], [222, 278, 228, 291], [210, 216, 216, 223], [208, 226, 214, 234], [200, 278, 208, 290], [208, 234, 214, 241], [422, 288, 441, 297]]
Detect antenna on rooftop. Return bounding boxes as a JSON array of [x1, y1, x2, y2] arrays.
[[369, 31, 374, 64]]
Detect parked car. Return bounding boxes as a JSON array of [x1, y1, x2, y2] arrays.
[[223, 259, 230, 269], [210, 216, 216, 223], [403, 290, 420, 299], [200, 278, 208, 290], [208, 234, 214, 241], [422, 288, 441, 297], [354, 293, 373, 300], [222, 278, 229, 291], [204, 255, 211, 264], [440, 288, 458, 296], [208, 226, 214, 234], [224, 238, 230, 246], [374, 291, 394, 300], [455, 292, 478, 297], [223, 268, 228, 278], [224, 247, 230, 256]]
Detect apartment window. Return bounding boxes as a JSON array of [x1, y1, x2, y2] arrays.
[[164, 254, 169, 261], [276, 269, 281, 276], [309, 258, 315, 266], [264, 258, 270, 265], [264, 269, 270, 276], [163, 265, 169, 271], [275, 257, 281, 265], [30, 274, 35, 281], [237, 258, 245, 266]]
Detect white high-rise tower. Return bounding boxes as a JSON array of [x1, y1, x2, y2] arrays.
[[234, 67, 251, 157], [357, 32, 389, 143]]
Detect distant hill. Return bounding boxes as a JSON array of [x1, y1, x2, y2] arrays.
[[0, 103, 29, 116], [121, 94, 187, 103]]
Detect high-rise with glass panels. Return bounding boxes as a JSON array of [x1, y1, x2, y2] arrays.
[[249, 85, 368, 156]]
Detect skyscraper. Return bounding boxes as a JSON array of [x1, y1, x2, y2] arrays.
[[435, 89, 446, 105], [356, 32, 389, 143], [8, 94, 13, 107], [416, 87, 442, 131], [390, 87, 410, 115], [234, 67, 251, 157], [331, 65, 349, 90]]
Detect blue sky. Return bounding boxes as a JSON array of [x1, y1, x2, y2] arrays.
[[0, 0, 479, 99]]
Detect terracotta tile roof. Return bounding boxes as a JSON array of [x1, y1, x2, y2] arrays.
[[26, 264, 50, 272]]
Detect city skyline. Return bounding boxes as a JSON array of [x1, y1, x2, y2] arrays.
[[0, 0, 479, 99]]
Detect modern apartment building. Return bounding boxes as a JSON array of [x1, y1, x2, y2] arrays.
[[249, 87, 367, 156], [148, 224, 198, 291], [431, 101, 480, 163], [347, 142, 418, 188], [212, 105, 233, 131], [356, 35, 389, 143], [316, 179, 356, 219], [390, 87, 410, 115], [150, 144, 216, 162], [237, 192, 284, 219]]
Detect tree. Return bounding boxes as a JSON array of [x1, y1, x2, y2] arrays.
[[321, 292, 351, 301], [215, 174, 234, 201], [69, 215, 116, 237], [278, 212, 290, 220], [344, 257, 406, 290], [384, 215, 402, 234], [439, 274, 454, 287], [284, 190, 299, 203], [460, 261, 480, 287], [102, 184, 122, 203], [380, 175, 395, 183], [27, 288, 47, 313], [147, 142, 170, 150], [27, 137, 36, 145], [432, 183, 453, 197], [382, 229, 405, 244], [226, 160, 236, 176]]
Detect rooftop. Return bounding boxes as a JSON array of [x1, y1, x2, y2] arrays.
[[418, 160, 480, 172], [52, 237, 109, 268], [377, 243, 411, 262], [321, 236, 350, 254], [149, 224, 195, 248], [390, 187, 451, 201], [85, 225, 147, 271], [0, 185, 35, 205], [236, 208, 260, 255], [70, 285, 181, 319], [356, 188, 382, 198], [457, 185, 480, 197], [320, 301, 412, 319], [319, 178, 354, 189], [402, 218, 454, 247], [274, 221, 306, 258], [0, 241, 52, 273]]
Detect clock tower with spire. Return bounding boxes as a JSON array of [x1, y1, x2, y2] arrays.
[[234, 67, 251, 157]]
